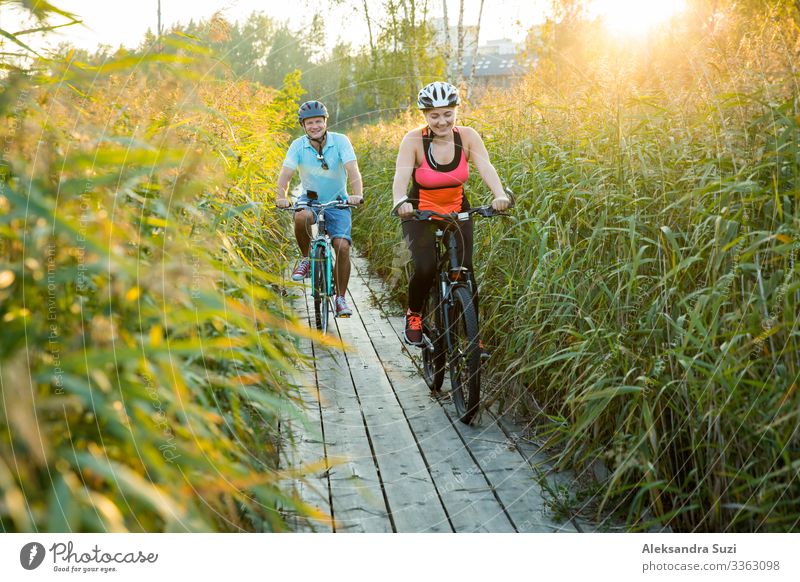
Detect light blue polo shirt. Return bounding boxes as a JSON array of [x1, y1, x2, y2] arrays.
[[283, 131, 357, 203]]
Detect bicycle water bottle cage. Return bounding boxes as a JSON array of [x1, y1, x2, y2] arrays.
[[449, 267, 469, 281]]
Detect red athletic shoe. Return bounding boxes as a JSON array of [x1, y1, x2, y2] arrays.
[[291, 258, 311, 281], [404, 310, 423, 346]]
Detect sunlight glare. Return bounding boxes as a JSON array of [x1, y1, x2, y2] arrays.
[[591, 0, 687, 36]]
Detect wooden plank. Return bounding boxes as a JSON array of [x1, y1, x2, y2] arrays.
[[352, 257, 578, 533], [281, 285, 391, 533], [346, 268, 516, 532], [331, 290, 453, 533], [277, 288, 332, 532], [491, 413, 598, 532]]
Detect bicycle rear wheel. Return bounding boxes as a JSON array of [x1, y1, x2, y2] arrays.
[[447, 285, 481, 424], [422, 281, 446, 392], [312, 245, 329, 333]]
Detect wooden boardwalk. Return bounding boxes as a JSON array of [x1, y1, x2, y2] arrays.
[[281, 256, 585, 533]]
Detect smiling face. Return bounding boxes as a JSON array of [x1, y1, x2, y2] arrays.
[[423, 107, 457, 137], [302, 116, 327, 140]]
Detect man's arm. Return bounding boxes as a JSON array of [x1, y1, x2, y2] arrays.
[[276, 166, 295, 208], [344, 160, 363, 204]]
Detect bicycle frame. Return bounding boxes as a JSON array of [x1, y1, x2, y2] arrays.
[[427, 226, 474, 358], [309, 207, 334, 300]]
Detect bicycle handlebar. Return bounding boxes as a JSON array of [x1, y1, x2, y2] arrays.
[[277, 199, 361, 211], [394, 187, 516, 221]]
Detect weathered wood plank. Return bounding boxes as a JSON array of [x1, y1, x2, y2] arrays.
[[277, 289, 332, 532], [331, 296, 452, 532], [352, 257, 578, 533], [309, 299, 394, 533], [347, 268, 516, 532], [281, 253, 588, 534], [282, 285, 391, 533]]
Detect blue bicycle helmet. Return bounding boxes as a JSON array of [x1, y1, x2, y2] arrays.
[[298, 100, 329, 124]]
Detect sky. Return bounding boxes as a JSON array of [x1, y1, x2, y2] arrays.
[[0, 0, 550, 53], [0, 1, 688, 55]]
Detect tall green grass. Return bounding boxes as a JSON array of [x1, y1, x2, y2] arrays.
[[0, 29, 318, 531], [351, 11, 799, 531]]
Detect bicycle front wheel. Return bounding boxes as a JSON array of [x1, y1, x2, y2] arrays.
[[447, 285, 480, 424], [312, 245, 329, 333], [422, 281, 446, 392]]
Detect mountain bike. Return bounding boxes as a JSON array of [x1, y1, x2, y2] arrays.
[[282, 197, 358, 333], [396, 190, 514, 424]]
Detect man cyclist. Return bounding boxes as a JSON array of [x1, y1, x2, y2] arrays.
[[276, 100, 364, 317], [392, 81, 510, 347]]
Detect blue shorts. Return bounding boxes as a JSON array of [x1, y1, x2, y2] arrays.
[[294, 196, 352, 243]]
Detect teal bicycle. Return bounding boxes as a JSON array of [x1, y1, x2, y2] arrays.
[[283, 197, 357, 333]]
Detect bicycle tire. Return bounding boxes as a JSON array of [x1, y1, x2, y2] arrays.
[[422, 281, 446, 392], [312, 245, 329, 333], [447, 285, 481, 424]]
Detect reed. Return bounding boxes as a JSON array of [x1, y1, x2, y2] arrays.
[[350, 11, 800, 531], [0, 34, 315, 531]]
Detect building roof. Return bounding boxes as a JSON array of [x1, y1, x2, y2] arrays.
[[461, 53, 532, 78]]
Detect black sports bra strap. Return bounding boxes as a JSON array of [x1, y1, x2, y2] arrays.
[[423, 127, 462, 172]]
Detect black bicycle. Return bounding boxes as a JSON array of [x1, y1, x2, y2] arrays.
[[397, 190, 514, 424]]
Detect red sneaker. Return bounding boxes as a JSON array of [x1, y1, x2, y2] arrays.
[[404, 310, 423, 346], [291, 258, 311, 281]]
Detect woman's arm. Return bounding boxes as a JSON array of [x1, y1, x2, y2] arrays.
[[461, 126, 509, 210], [392, 131, 418, 216]]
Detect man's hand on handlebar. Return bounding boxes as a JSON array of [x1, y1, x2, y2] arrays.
[[276, 197, 292, 209], [348, 195, 364, 205]]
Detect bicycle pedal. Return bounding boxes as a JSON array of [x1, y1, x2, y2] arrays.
[[337, 314, 351, 319]]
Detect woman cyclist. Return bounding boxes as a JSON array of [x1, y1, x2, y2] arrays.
[[392, 81, 510, 347]]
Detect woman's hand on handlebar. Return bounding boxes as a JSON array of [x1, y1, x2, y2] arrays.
[[396, 202, 415, 218], [276, 197, 292, 209], [348, 195, 364, 205], [490, 187, 515, 212], [491, 195, 511, 212]]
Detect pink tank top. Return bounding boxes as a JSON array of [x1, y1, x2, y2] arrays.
[[411, 127, 469, 213]]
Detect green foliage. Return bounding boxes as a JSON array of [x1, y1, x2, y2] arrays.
[[351, 6, 800, 531], [0, 24, 317, 531]]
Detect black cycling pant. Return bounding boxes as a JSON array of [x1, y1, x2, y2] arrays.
[[402, 219, 479, 318]]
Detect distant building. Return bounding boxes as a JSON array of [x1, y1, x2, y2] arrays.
[[464, 38, 532, 88], [461, 52, 533, 88], [477, 38, 518, 56]]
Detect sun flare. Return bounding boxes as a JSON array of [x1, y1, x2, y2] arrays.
[[590, 0, 687, 36]]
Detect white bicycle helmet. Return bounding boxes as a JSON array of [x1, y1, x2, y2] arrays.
[[417, 81, 460, 109]]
